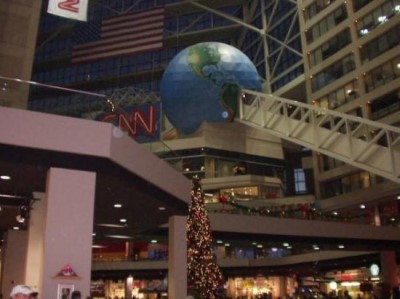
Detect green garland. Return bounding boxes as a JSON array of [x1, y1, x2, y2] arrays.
[[219, 199, 380, 222]]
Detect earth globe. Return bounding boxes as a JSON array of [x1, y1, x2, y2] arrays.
[[160, 42, 262, 134]]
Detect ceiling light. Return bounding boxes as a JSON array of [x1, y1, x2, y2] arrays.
[[329, 281, 338, 290], [15, 204, 30, 224], [92, 233, 96, 236], [333, 211, 338, 216], [105, 235, 133, 239], [92, 245, 106, 248], [13, 226, 20, 230], [338, 245, 345, 249], [257, 244, 263, 248], [271, 247, 278, 252], [370, 277, 380, 281], [114, 203, 122, 208], [360, 204, 366, 209], [0, 175, 10, 180], [151, 240, 158, 244], [397, 195, 400, 200], [224, 243, 230, 247], [283, 242, 289, 247], [378, 15, 387, 23], [16, 215, 25, 223], [119, 218, 127, 223], [216, 240, 223, 244], [158, 206, 166, 211], [341, 282, 361, 287], [96, 223, 126, 228]]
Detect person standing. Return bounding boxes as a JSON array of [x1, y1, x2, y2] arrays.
[[9, 285, 38, 299], [71, 290, 81, 299], [344, 290, 352, 299]]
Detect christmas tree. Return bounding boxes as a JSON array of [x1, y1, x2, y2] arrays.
[[187, 176, 225, 298]]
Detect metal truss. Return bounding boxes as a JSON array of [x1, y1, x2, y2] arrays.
[[237, 89, 400, 184], [107, 87, 160, 109], [236, 0, 302, 91], [184, 0, 303, 92], [40, 86, 160, 118]]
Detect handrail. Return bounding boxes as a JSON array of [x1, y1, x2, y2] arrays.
[[0, 75, 184, 172], [237, 89, 400, 183]]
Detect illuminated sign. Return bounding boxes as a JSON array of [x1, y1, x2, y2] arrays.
[[98, 103, 160, 142], [370, 264, 380, 276]]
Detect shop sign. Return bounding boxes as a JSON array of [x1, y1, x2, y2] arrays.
[[369, 264, 380, 276]]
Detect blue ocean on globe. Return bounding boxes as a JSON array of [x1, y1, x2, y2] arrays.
[[160, 42, 262, 134]]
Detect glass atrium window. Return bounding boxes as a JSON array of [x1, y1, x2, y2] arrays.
[[294, 168, 307, 194]]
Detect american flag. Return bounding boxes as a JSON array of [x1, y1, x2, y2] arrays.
[[72, 7, 165, 63]]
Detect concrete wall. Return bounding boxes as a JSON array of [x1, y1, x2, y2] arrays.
[[0, 0, 42, 108]]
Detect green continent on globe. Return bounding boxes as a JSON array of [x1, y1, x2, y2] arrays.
[[220, 83, 240, 121], [187, 43, 239, 120], [160, 42, 262, 134], [187, 44, 221, 79]]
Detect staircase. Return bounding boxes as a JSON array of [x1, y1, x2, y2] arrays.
[[237, 89, 400, 184]]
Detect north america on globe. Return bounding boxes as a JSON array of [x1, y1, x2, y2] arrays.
[[160, 42, 262, 134]]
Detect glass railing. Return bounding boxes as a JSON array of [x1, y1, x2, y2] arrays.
[[0, 75, 184, 172], [206, 196, 400, 227]]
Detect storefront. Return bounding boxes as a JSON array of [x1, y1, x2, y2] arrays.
[[225, 275, 296, 298], [91, 277, 168, 299]]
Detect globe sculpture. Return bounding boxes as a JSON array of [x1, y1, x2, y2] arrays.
[[160, 42, 262, 134]]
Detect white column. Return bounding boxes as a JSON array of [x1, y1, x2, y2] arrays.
[[41, 167, 96, 299], [168, 216, 187, 299]]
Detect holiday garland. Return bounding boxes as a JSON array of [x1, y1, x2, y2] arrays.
[[216, 194, 382, 223]]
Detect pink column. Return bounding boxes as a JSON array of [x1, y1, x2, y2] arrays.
[[168, 216, 187, 299], [41, 167, 96, 299], [25, 192, 46, 292], [0, 230, 28, 296]]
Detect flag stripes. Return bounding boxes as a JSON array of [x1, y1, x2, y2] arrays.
[[72, 7, 164, 63]]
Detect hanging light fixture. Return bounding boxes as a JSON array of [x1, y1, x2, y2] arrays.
[[16, 198, 31, 223]]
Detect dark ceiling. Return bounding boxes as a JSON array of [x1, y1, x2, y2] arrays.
[[1, 143, 399, 278], [0, 143, 189, 244]]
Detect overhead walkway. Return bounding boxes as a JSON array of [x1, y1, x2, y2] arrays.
[[209, 213, 400, 244], [92, 212, 400, 274], [237, 89, 400, 184]]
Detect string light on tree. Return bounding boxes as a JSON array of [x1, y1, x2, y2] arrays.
[[187, 176, 224, 298]]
